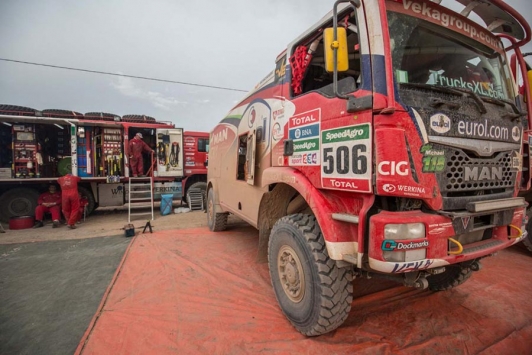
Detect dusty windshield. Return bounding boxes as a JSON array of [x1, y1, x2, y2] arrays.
[[387, 11, 513, 101]]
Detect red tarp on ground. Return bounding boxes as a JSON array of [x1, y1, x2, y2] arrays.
[[78, 227, 532, 355]]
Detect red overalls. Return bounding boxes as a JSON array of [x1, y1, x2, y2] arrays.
[[35, 191, 62, 221], [58, 174, 82, 226], [129, 137, 153, 176]]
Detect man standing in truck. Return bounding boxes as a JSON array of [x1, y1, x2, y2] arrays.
[[128, 132, 153, 177]]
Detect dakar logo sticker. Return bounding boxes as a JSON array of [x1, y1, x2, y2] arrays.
[[430, 114, 451, 134]]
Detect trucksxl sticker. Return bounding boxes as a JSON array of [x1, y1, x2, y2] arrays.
[[321, 123, 372, 192], [288, 108, 321, 166]]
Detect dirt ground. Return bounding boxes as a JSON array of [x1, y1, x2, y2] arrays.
[[0, 204, 246, 244]]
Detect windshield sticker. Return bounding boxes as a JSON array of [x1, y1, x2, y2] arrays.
[[431, 72, 505, 99], [430, 113, 451, 134], [457, 120, 519, 142], [387, 0, 503, 51]]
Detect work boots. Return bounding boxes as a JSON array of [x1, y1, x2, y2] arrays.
[[52, 220, 60, 228], [33, 221, 44, 228]]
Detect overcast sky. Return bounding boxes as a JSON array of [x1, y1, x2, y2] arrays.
[[1, 0, 531, 132]]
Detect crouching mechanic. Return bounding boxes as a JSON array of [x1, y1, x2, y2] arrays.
[[128, 132, 154, 177], [34, 185, 62, 228]]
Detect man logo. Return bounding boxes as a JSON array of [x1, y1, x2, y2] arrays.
[[430, 114, 451, 134]]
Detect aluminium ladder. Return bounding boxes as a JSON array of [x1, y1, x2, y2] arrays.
[[128, 177, 154, 223]]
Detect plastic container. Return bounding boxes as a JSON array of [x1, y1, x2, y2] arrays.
[[160, 194, 173, 216], [9, 216, 35, 230]]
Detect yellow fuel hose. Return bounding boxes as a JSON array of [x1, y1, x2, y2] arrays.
[[448, 238, 463, 255], [509, 224, 523, 239]]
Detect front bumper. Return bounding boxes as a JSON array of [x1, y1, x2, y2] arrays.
[[367, 206, 527, 274]]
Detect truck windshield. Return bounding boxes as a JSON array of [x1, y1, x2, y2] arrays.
[[387, 11, 513, 101]]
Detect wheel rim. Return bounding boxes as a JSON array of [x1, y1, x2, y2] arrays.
[[10, 198, 32, 215], [277, 245, 305, 303]]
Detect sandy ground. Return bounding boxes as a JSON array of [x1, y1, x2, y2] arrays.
[[0, 204, 246, 244]]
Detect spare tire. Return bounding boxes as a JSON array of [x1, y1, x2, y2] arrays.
[[122, 114, 156, 123], [84, 112, 121, 122], [42, 109, 83, 119], [0, 104, 39, 116]]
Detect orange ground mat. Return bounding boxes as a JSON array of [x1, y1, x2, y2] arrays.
[[77, 226, 532, 354]]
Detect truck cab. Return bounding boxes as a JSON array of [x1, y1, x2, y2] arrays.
[[207, 0, 531, 336]]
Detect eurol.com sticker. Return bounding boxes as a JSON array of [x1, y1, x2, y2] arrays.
[[382, 239, 429, 251]]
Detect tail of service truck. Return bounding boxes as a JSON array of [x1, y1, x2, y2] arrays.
[[207, 0, 531, 336]]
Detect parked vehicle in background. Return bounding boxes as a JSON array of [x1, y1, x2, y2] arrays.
[[207, 0, 531, 335], [0, 105, 208, 222]]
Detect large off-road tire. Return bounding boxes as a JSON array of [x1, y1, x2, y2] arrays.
[[207, 188, 228, 231], [188, 181, 207, 207], [426, 264, 473, 291], [0, 188, 40, 222], [522, 209, 532, 253], [78, 186, 96, 216], [268, 214, 353, 336]]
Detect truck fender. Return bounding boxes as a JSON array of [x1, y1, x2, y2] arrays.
[[261, 167, 361, 262]]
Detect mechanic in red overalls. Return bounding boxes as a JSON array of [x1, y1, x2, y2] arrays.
[[57, 173, 82, 229], [128, 132, 154, 177], [33, 185, 62, 228]]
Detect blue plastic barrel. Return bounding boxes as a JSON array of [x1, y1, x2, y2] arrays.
[[160, 194, 173, 216]]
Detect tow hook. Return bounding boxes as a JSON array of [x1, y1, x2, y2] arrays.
[[470, 260, 482, 272]]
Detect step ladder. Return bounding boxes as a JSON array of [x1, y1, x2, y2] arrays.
[[187, 188, 204, 211], [128, 177, 154, 223]]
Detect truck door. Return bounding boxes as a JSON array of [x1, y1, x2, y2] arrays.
[[246, 130, 256, 185], [156, 128, 184, 177]]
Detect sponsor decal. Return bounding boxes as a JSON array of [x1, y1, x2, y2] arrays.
[[185, 152, 195, 156], [431, 71, 505, 99], [422, 156, 445, 172], [389, 0, 502, 50], [430, 113, 451, 134], [457, 120, 515, 141], [512, 151, 522, 170], [420, 144, 445, 156], [248, 107, 257, 128], [382, 239, 429, 251], [293, 138, 319, 152], [185, 162, 195, 166], [289, 152, 318, 166], [378, 161, 409, 176], [289, 108, 320, 128], [272, 122, 283, 141], [397, 185, 426, 195], [184, 137, 195, 143], [428, 227, 446, 235], [289, 123, 319, 140], [392, 260, 434, 273], [321, 123, 372, 192], [273, 108, 284, 121], [382, 183, 396, 193], [464, 166, 503, 181], [461, 216, 471, 229], [512, 126, 521, 142]]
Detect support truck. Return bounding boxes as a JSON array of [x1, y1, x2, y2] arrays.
[[0, 105, 209, 222], [206, 0, 531, 335]]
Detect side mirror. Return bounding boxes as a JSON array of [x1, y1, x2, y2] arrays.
[[324, 27, 349, 73]]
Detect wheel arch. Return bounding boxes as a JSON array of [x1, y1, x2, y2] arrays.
[[258, 167, 364, 263]]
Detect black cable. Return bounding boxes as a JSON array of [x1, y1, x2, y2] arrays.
[[0, 57, 248, 93]]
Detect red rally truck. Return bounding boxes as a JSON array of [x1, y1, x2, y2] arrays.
[[206, 0, 531, 335]]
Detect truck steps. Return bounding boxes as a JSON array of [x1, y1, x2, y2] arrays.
[[128, 177, 154, 222]]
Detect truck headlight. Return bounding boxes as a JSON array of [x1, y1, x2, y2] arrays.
[[383, 223, 426, 263], [384, 223, 425, 240]]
